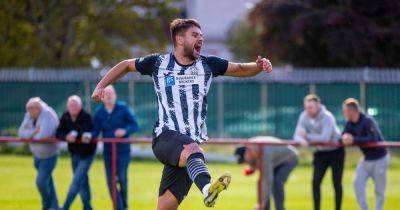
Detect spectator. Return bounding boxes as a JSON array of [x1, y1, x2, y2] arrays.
[[342, 98, 389, 210], [56, 95, 97, 210], [18, 97, 60, 210], [235, 136, 298, 210], [293, 94, 344, 210], [92, 85, 139, 210]]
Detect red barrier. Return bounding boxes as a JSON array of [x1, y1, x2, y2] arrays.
[[1, 136, 399, 210]]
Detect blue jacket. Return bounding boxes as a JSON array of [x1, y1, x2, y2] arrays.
[[343, 113, 387, 160], [93, 101, 139, 156]]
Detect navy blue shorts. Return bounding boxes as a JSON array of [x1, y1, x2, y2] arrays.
[[152, 130, 196, 203]]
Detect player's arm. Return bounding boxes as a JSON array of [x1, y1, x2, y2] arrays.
[[92, 59, 137, 102], [225, 56, 272, 77]]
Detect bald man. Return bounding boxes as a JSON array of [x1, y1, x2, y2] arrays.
[[92, 86, 139, 210], [56, 95, 96, 210], [18, 97, 60, 210]]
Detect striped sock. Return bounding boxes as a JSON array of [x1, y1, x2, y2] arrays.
[[186, 153, 211, 193]]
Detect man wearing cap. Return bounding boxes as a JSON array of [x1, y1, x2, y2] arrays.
[[18, 97, 60, 210], [235, 136, 298, 210]]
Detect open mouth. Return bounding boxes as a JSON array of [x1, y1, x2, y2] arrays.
[[194, 43, 202, 54]]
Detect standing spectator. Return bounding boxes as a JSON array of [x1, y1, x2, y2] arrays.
[[235, 137, 298, 210], [18, 97, 60, 210], [341, 98, 389, 210], [293, 94, 344, 210], [56, 95, 97, 210], [92, 85, 139, 210]]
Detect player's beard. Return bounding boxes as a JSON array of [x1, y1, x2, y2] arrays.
[[183, 44, 198, 61]]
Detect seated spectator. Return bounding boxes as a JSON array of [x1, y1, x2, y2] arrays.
[[92, 85, 139, 210], [342, 98, 389, 210], [56, 95, 97, 210], [18, 97, 60, 210]]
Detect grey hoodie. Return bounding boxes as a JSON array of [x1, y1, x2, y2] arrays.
[[18, 102, 60, 159], [293, 105, 341, 151]]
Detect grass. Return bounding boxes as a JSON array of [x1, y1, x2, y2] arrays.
[[0, 153, 399, 210]]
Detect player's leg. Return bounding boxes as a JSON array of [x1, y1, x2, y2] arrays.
[[178, 138, 231, 207], [157, 165, 192, 210], [353, 159, 370, 210], [312, 152, 329, 210]]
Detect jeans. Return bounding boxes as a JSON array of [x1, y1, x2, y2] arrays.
[[62, 153, 95, 210], [312, 148, 345, 210], [104, 152, 131, 210], [34, 155, 59, 210], [265, 159, 298, 210]]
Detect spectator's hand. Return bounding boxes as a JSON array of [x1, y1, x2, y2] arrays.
[[33, 127, 40, 135], [92, 86, 105, 102], [82, 132, 92, 144], [256, 56, 273, 73], [114, 128, 127, 138], [298, 139, 309, 147], [66, 130, 78, 143], [342, 133, 354, 146]]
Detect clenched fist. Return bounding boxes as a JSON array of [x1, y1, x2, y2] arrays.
[[256, 55, 272, 73]]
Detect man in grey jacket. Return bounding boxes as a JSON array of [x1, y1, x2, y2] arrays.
[[235, 136, 298, 210], [18, 97, 60, 210], [293, 94, 344, 210]]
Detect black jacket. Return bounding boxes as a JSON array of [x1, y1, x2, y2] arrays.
[[56, 110, 97, 156], [343, 113, 387, 160]]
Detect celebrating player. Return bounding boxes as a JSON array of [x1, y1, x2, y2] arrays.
[[92, 18, 272, 210]]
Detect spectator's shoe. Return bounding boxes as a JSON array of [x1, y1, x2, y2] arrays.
[[204, 172, 231, 207]]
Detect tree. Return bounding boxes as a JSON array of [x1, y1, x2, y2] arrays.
[[229, 0, 400, 67], [0, 0, 179, 67]]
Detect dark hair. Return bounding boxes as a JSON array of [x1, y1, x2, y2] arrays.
[[170, 18, 201, 46], [234, 146, 247, 164], [343, 98, 360, 111], [304, 94, 321, 103]]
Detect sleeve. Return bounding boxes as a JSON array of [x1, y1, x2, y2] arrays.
[[135, 54, 160, 76], [18, 113, 35, 138], [293, 112, 307, 142], [34, 114, 59, 139], [55, 114, 68, 141], [307, 115, 336, 142], [204, 55, 229, 77], [353, 118, 381, 144], [92, 110, 102, 138], [342, 122, 351, 134], [124, 106, 139, 135]]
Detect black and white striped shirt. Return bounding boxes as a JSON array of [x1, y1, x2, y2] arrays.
[[135, 53, 228, 142]]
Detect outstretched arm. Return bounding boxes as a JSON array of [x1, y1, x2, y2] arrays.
[[92, 59, 136, 102], [225, 56, 272, 77]]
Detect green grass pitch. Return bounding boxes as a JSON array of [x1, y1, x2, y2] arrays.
[[0, 154, 399, 210]]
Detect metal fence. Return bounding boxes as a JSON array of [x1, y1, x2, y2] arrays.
[[1, 68, 400, 140]]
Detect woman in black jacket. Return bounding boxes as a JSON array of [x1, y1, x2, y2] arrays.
[[56, 95, 97, 210]]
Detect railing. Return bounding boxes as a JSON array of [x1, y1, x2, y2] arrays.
[[0, 137, 398, 210]]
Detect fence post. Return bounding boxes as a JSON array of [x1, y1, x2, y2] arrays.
[[309, 83, 316, 94], [260, 83, 268, 135], [217, 82, 224, 137], [258, 145, 264, 210], [112, 142, 118, 210], [128, 77, 135, 106], [84, 80, 91, 113]]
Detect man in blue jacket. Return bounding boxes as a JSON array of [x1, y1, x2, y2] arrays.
[[92, 85, 139, 210], [341, 98, 389, 210]]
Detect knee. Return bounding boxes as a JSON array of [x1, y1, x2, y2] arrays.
[[179, 143, 204, 167], [36, 176, 47, 190], [312, 177, 322, 187]]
